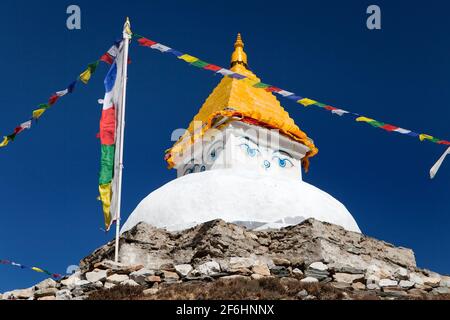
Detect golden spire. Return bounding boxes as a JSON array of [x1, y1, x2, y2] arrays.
[[231, 33, 248, 68]]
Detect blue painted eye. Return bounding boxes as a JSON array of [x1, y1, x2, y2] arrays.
[[200, 166, 206, 172], [263, 160, 271, 169], [239, 143, 260, 158], [210, 149, 216, 159], [184, 168, 194, 175], [273, 157, 294, 168]]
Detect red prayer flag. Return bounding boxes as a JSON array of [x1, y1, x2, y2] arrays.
[[265, 86, 282, 93], [138, 37, 157, 47], [324, 106, 338, 111], [100, 53, 114, 65], [381, 124, 398, 131], [204, 64, 222, 72], [48, 94, 59, 106], [438, 140, 450, 145]]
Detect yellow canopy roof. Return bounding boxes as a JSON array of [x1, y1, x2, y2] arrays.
[[166, 34, 318, 170]]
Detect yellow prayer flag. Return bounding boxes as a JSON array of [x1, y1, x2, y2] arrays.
[[0, 136, 9, 148], [32, 108, 46, 119], [99, 183, 112, 230], [79, 69, 92, 84], [298, 98, 317, 107], [419, 134, 434, 141], [356, 116, 375, 123], [179, 54, 199, 63], [31, 267, 44, 273]]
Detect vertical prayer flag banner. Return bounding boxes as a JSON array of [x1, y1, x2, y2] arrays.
[[134, 33, 449, 162], [98, 40, 125, 231]]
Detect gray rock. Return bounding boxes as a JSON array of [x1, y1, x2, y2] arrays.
[[106, 274, 129, 284], [270, 266, 290, 278], [440, 276, 450, 288], [308, 262, 328, 271], [252, 263, 270, 276], [143, 288, 159, 295], [333, 273, 364, 284], [352, 282, 366, 291], [55, 289, 72, 300], [121, 279, 140, 287], [409, 273, 424, 285], [423, 276, 440, 287], [174, 264, 193, 277], [197, 261, 221, 276], [394, 267, 409, 280], [366, 283, 380, 290], [85, 270, 107, 283], [300, 277, 319, 283], [297, 289, 308, 298], [104, 282, 116, 289], [130, 268, 155, 285], [34, 287, 58, 298], [35, 278, 57, 290], [8, 288, 34, 299], [229, 257, 255, 270], [399, 280, 414, 289], [61, 272, 81, 289], [292, 268, 304, 278], [432, 287, 450, 295], [378, 279, 398, 287]]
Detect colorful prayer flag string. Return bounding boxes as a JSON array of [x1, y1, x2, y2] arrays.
[[0, 41, 120, 149], [0, 259, 62, 279], [134, 33, 450, 148]]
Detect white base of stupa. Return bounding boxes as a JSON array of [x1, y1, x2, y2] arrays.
[[121, 169, 361, 234]]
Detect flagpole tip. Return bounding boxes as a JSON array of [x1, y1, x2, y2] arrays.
[[123, 17, 132, 38]]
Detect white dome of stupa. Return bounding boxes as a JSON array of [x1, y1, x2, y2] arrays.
[[121, 169, 360, 233]]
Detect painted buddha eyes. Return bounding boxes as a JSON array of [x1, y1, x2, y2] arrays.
[[239, 143, 260, 158], [238, 137, 295, 169]]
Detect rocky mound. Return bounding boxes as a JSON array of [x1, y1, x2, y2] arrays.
[[1, 218, 449, 300]]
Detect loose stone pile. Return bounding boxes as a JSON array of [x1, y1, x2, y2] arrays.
[[1, 219, 449, 300]]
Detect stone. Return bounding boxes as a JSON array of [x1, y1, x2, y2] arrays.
[[197, 261, 221, 276], [378, 279, 398, 287], [399, 280, 414, 289], [121, 279, 140, 287], [229, 257, 255, 270], [308, 262, 328, 271], [61, 272, 81, 288], [55, 289, 72, 301], [174, 264, 193, 277], [330, 264, 365, 274], [146, 275, 162, 283], [143, 288, 159, 296], [432, 287, 450, 295], [409, 273, 424, 285], [104, 282, 116, 289], [38, 296, 56, 301], [393, 267, 409, 280], [414, 283, 433, 291], [333, 273, 364, 284], [74, 280, 90, 287], [300, 277, 319, 283], [34, 287, 58, 298], [408, 288, 427, 297], [85, 270, 108, 283], [106, 274, 129, 284], [220, 275, 249, 281], [366, 274, 380, 285], [270, 266, 290, 278], [272, 257, 291, 267], [305, 262, 329, 280], [352, 282, 366, 291], [304, 295, 317, 300], [8, 288, 34, 299], [441, 276, 450, 288], [162, 270, 180, 282], [365, 265, 392, 280], [366, 283, 380, 290], [252, 263, 271, 276], [95, 260, 144, 274], [292, 268, 303, 278], [423, 277, 440, 287], [130, 268, 155, 285], [35, 278, 57, 290], [297, 289, 308, 298], [381, 287, 408, 298], [251, 274, 264, 280]]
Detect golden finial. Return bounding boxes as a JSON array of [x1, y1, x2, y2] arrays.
[[231, 33, 248, 68]]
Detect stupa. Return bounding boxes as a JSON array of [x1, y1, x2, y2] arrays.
[[121, 34, 361, 233]]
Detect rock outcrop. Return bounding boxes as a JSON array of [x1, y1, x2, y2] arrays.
[[2, 218, 449, 300]]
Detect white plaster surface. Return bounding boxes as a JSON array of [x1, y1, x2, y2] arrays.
[[121, 169, 361, 234]]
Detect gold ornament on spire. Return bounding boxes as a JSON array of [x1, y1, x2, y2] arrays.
[[231, 33, 248, 68]]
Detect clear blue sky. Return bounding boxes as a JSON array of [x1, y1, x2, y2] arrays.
[[0, 0, 449, 292]]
